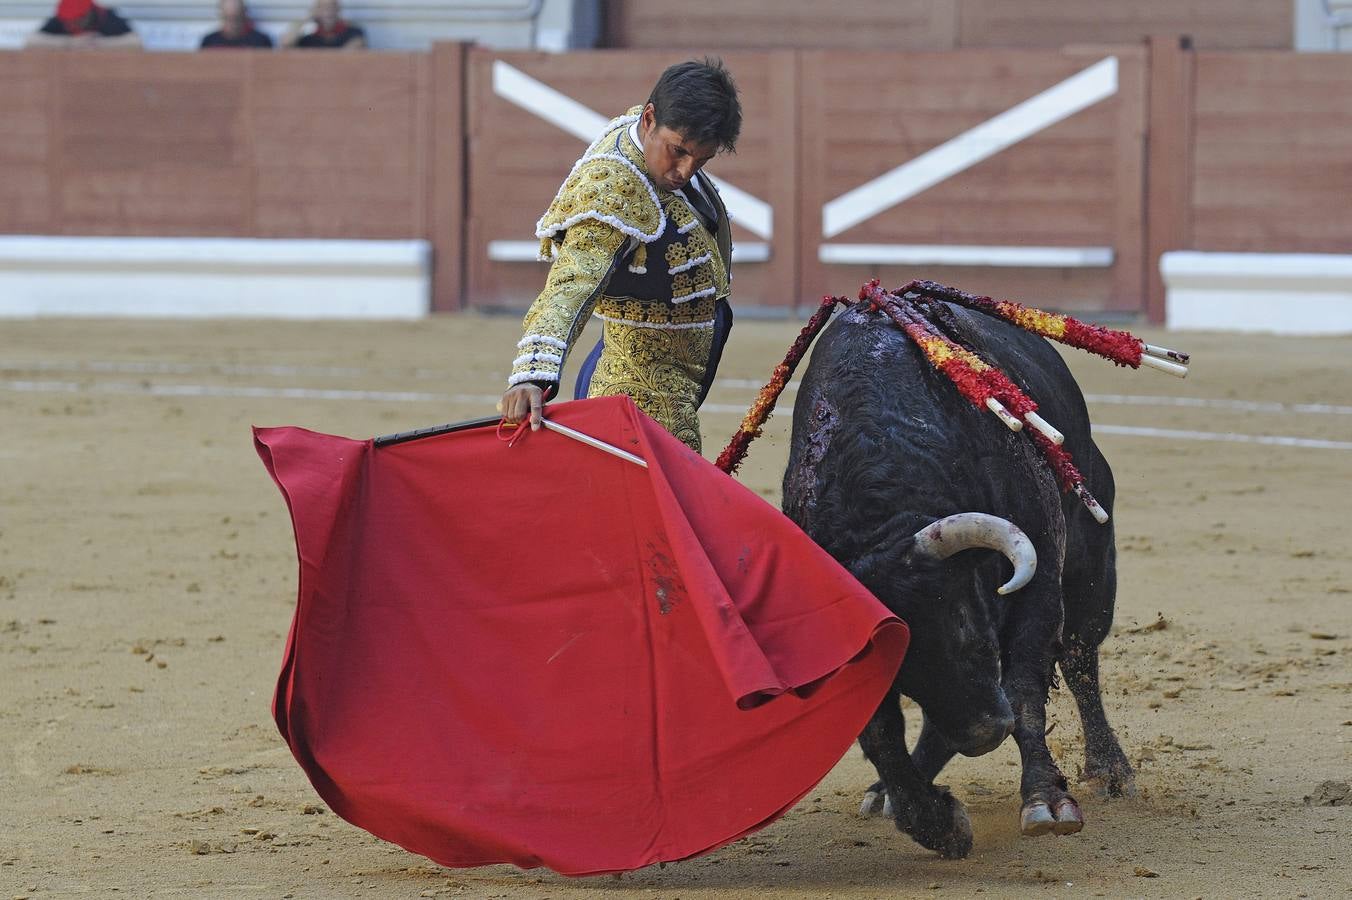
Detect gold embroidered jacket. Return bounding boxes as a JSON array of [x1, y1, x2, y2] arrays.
[[508, 108, 733, 451]]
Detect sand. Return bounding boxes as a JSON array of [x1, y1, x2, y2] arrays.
[[2, 313, 1349, 899]]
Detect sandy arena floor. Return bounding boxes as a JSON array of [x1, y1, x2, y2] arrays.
[[2, 313, 1349, 899]]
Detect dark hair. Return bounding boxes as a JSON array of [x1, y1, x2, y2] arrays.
[[647, 57, 741, 153]]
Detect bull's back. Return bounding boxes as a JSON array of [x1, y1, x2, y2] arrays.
[[785, 302, 1114, 573]]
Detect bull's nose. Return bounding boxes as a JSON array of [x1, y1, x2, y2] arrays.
[[958, 713, 1015, 757]]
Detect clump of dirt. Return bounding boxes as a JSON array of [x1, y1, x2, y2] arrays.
[[1304, 781, 1351, 806]]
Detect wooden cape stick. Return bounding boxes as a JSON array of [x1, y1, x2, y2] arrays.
[[376, 414, 647, 468]]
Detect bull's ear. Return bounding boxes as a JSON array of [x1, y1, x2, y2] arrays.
[[910, 513, 1037, 596]]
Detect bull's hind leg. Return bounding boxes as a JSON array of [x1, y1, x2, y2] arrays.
[[1061, 639, 1135, 796], [858, 689, 973, 859], [1061, 527, 1136, 797]]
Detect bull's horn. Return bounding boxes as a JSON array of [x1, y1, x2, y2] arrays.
[[911, 513, 1037, 596]]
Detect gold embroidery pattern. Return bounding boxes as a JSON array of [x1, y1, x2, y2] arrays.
[[536, 118, 663, 248], [510, 107, 730, 450], [594, 295, 718, 327], [511, 219, 629, 386], [665, 242, 689, 271], [587, 319, 715, 453]]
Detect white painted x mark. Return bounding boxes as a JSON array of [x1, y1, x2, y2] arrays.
[[822, 57, 1120, 239]]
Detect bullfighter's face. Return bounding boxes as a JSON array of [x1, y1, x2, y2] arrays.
[[638, 103, 718, 194]]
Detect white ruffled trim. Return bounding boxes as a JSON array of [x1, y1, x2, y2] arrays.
[[668, 251, 711, 275], [594, 312, 715, 331], [507, 370, 560, 387], [517, 334, 568, 351], [677, 219, 700, 235], [513, 351, 563, 367], [671, 286, 717, 305], [598, 113, 641, 147], [628, 264, 647, 274], [535, 152, 665, 244]]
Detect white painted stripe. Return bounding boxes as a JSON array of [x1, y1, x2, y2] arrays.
[[703, 176, 774, 242], [711, 383, 1352, 418], [1084, 394, 1352, 416], [3, 379, 479, 405], [488, 239, 772, 263], [490, 61, 774, 240], [491, 60, 608, 141], [818, 244, 1114, 268], [1161, 250, 1352, 280], [0, 235, 429, 268], [1093, 424, 1352, 451], [731, 242, 771, 263], [487, 240, 545, 261], [822, 57, 1119, 239], [816, 241, 1114, 266], [2, 360, 376, 378], [7, 378, 1350, 447], [8, 363, 1349, 421]]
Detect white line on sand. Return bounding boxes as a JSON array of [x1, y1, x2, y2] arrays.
[[7, 378, 1350, 451], [4, 379, 487, 405], [1091, 425, 1352, 451], [6, 362, 1349, 418]]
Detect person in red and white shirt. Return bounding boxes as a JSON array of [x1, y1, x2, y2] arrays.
[[26, 0, 141, 49]]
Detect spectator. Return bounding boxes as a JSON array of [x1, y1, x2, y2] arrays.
[[282, 0, 366, 49], [26, 0, 141, 49], [201, 0, 273, 49]]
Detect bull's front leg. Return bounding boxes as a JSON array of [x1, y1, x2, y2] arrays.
[[1004, 665, 1085, 837], [857, 689, 974, 859]]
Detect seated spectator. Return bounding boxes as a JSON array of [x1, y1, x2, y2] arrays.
[[201, 0, 273, 49], [282, 0, 366, 49], [26, 0, 141, 49]]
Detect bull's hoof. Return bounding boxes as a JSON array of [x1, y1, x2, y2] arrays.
[[1020, 798, 1084, 836], [1052, 798, 1085, 834], [1020, 800, 1056, 836], [908, 789, 973, 859], [1083, 758, 1137, 798], [859, 789, 892, 818]]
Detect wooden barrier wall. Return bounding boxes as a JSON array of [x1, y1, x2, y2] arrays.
[[0, 46, 465, 310], [603, 0, 1293, 51], [798, 47, 1146, 313], [1191, 51, 1352, 254], [2, 43, 1348, 319]]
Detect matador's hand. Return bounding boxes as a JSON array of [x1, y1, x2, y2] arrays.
[[498, 384, 544, 430]]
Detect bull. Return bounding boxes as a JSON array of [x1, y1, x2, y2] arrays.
[[782, 297, 1136, 858]]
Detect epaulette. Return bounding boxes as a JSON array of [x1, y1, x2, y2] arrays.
[[534, 110, 664, 267]]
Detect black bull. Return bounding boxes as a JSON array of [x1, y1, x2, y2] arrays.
[[783, 301, 1136, 858]]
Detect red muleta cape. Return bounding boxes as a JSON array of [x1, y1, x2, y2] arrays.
[[254, 395, 908, 875]]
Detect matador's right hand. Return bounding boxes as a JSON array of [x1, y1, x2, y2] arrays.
[[498, 383, 545, 431]]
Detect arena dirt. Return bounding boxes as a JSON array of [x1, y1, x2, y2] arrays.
[[2, 314, 1349, 898]]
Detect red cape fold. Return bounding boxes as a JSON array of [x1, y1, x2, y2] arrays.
[[253, 395, 907, 875]]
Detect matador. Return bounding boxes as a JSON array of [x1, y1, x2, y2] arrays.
[[500, 59, 742, 453]]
